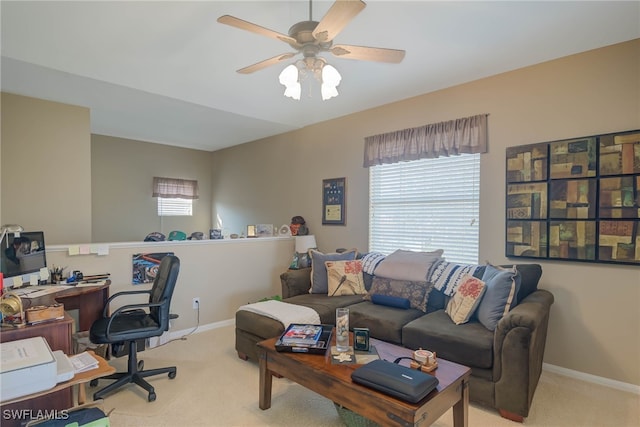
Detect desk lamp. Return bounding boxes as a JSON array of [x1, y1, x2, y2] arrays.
[[0, 224, 24, 245], [1, 224, 24, 295]]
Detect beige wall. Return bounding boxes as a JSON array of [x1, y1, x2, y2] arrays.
[[1, 93, 92, 243], [212, 39, 640, 385], [45, 238, 294, 332], [91, 135, 214, 242], [1, 40, 638, 387]]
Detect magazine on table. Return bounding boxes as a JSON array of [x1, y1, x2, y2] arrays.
[[281, 324, 323, 345]]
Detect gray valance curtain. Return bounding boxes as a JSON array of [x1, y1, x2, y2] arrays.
[[152, 177, 199, 199], [363, 113, 489, 167]]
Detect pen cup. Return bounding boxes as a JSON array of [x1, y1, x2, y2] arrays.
[[336, 308, 350, 352]]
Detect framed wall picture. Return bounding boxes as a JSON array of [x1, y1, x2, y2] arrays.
[[506, 129, 640, 265], [322, 177, 346, 225], [132, 252, 174, 285]]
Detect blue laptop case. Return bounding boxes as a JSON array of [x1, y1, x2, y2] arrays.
[[351, 359, 439, 403]]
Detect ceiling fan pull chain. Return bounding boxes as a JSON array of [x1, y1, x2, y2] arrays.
[[309, 0, 313, 21]]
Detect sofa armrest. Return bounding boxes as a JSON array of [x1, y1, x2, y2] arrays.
[[280, 268, 312, 299], [493, 289, 554, 417]]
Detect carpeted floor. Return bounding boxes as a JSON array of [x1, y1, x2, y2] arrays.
[[96, 325, 639, 426]]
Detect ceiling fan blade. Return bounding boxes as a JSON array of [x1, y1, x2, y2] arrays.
[[331, 44, 406, 63], [217, 15, 301, 48], [237, 53, 298, 74], [312, 0, 366, 43]]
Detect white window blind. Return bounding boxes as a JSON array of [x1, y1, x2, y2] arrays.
[[369, 154, 480, 264], [157, 197, 193, 216]]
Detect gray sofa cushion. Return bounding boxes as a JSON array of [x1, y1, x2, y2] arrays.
[[348, 301, 425, 345], [283, 294, 363, 324], [508, 264, 542, 301], [402, 310, 494, 369]]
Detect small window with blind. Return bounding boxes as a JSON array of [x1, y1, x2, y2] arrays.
[[369, 154, 480, 264], [153, 177, 199, 217]]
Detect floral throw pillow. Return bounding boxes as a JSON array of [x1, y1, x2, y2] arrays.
[[309, 249, 358, 294], [445, 275, 486, 325], [364, 277, 434, 312], [326, 260, 367, 296]]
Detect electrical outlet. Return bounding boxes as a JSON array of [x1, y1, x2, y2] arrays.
[[192, 297, 200, 310]]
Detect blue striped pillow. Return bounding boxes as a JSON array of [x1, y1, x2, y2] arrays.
[[430, 261, 482, 296]]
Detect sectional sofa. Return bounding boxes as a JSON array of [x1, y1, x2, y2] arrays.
[[235, 257, 554, 421]]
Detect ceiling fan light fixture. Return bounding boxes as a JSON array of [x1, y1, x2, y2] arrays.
[[279, 64, 301, 100], [321, 63, 341, 100]]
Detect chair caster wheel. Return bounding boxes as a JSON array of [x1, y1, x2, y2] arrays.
[[90, 379, 99, 387], [138, 360, 144, 370], [148, 392, 156, 402], [168, 371, 176, 379]]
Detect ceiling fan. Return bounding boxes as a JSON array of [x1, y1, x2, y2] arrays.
[[217, 0, 405, 100]]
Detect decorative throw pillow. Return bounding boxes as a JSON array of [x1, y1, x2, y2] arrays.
[[309, 249, 357, 294], [476, 265, 521, 331], [370, 294, 411, 309], [430, 261, 483, 296], [445, 275, 486, 325], [364, 277, 434, 312], [360, 252, 386, 275], [374, 249, 444, 282], [325, 260, 367, 296]]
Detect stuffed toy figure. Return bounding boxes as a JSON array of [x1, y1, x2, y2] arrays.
[[290, 216, 309, 236]]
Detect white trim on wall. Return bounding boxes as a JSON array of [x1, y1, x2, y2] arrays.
[[543, 362, 640, 395]]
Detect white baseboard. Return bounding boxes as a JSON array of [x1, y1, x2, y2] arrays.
[[543, 363, 640, 395], [160, 321, 640, 396], [169, 318, 234, 339]]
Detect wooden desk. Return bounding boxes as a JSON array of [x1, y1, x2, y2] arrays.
[[27, 282, 110, 331], [1, 283, 111, 426]]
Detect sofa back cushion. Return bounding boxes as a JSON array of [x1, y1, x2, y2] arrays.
[[506, 264, 542, 301]]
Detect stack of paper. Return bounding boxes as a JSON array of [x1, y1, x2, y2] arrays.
[[69, 352, 99, 373]]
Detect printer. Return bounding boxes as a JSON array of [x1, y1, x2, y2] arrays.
[[0, 336, 74, 402]]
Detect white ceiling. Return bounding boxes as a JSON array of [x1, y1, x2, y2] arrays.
[[2, 1, 639, 152]]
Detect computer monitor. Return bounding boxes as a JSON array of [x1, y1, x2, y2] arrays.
[[1, 231, 47, 286]]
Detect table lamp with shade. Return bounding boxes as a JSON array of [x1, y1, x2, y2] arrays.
[[290, 235, 317, 269]]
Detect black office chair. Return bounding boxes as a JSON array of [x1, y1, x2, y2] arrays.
[[89, 255, 180, 402]]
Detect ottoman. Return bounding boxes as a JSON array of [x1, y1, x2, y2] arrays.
[[235, 310, 285, 361], [235, 300, 322, 361]]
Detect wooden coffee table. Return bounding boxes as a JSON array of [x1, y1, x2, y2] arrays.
[[256, 333, 471, 427]]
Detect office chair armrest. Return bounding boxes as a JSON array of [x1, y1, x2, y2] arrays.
[[103, 289, 153, 316], [104, 298, 168, 340]]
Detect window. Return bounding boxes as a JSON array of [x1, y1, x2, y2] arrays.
[[153, 177, 198, 217], [369, 154, 480, 264], [157, 197, 193, 216]]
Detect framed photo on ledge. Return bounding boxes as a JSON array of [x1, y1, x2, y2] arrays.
[[322, 177, 346, 225]]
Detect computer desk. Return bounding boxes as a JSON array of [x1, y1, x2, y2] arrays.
[[29, 281, 111, 331], [0, 282, 111, 426]]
